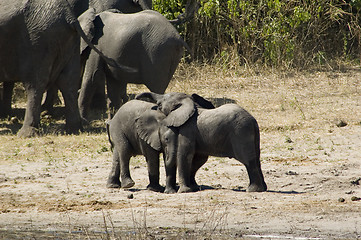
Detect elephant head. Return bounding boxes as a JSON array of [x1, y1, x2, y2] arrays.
[[135, 92, 214, 127]]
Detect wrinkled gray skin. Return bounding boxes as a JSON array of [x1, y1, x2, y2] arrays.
[[0, 0, 132, 137], [106, 99, 167, 192], [136, 92, 267, 193], [106, 95, 214, 192], [41, 0, 152, 112], [78, 10, 188, 120]]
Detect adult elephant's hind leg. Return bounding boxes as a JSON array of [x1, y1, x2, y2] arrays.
[[58, 55, 83, 134], [78, 52, 106, 120], [17, 83, 45, 137], [0, 82, 14, 118]]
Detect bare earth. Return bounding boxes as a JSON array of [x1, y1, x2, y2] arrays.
[[0, 66, 360, 239]]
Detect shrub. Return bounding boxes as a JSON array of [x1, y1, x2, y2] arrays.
[[154, 0, 361, 68]]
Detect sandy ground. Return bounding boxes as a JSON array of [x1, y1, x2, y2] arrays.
[[0, 69, 360, 239]]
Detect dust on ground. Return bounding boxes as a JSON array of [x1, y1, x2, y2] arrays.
[[0, 67, 360, 239]]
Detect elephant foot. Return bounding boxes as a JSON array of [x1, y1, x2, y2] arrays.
[[17, 126, 39, 138], [178, 186, 193, 193], [106, 178, 121, 188], [247, 183, 267, 192], [147, 184, 165, 193], [164, 186, 177, 194], [65, 124, 83, 135], [121, 178, 135, 188]]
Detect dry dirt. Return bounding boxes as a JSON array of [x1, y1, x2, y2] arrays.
[[0, 66, 360, 239]]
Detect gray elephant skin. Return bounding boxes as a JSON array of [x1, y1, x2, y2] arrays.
[[0, 0, 111, 137], [0, 0, 151, 136], [41, 0, 152, 112], [106, 95, 214, 193], [78, 10, 188, 120], [106, 99, 169, 192], [136, 92, 268, 193]]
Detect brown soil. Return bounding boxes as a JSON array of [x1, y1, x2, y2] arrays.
[[0, 67, 360, 239]]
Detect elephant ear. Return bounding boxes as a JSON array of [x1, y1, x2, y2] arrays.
[[191, 94, 215, 109], [135, 92, 197, 127], [135, 110, 165, 151], [78, 7, 96, 54], [135, 92, 160, 103], [162, 95, 196, 127]]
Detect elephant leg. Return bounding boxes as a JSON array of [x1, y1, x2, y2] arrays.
[[119, 147, 135, 189], [90, 82, 107, 110], [144, 147, 164, 192], [106, 76, 126, 118], [235, 142, 267, 192], [164, 159, 177, 194], [177, 143, 195, 193], [17, 83, 44, 137], [41, 86, 59, 114], [57, 55, 83, 134], [78, 52, 106, 120], [107, 150, 121, 188], [0, 82, 14, 118], [245, 161, 267, 192], [190, 154, 208, 192]]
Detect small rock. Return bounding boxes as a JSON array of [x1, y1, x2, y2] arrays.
[[127, 193, 134, 199], [286, 171, 298, 176], [335, 119, 347, 127], [351, 178, 361, 185], [285, 136, 293, 143], [351, 196, 361, 201], [338, 197, 345, 203]]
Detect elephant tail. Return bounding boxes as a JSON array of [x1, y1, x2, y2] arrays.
[[254, 119, 261, 164], [106, 119, 114, 152]]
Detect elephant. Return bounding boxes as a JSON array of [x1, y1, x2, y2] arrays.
[[41, 0, 153, 113], [106, 95, 215, 192], [106, 99, 166, 192], [0, 0, 133, 137], [77, 10, 189, 120], [135, 92, 268, 193]]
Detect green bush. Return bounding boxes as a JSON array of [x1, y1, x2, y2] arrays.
[[154, 0, 361, 68]]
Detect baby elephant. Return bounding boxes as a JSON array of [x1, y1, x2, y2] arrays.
[[106, 99, 167, 192], [136, 92, 268, 193]]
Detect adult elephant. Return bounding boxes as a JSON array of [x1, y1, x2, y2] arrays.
[[136, 92, 268, 193], [78, 10, 189, 120], [0, 0, 132, 137], [41, 0, 153, 112]]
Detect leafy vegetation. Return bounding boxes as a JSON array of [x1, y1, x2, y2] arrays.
[[154, 0, 361, 68]]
